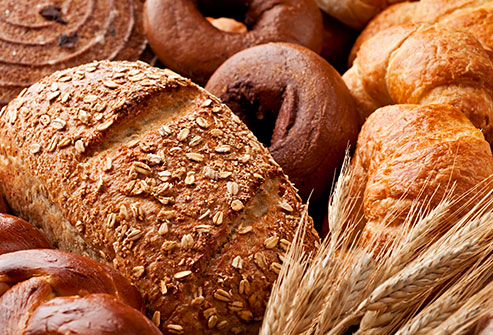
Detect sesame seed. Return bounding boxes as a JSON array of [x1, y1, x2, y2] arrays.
[[239, 154, 251, 163], [253, 173, 264, 180], [174, 270, 192, 279], [58, 137, 71, 149], [158, 222, 169, 235], [58, 76, 71, 82], [196, 117, 210, 128], [195, 224, 212, 233], [47, 91, 60, 101], [75, 220, 84, 233], [212, 211, 224, 225], [226, 181, 239, 195], [111, 98, 126, 110], [85, 66, 97, 72], [280, 239, 291, 251], [204, 308, 217, 318], [162, 241, 178, 251], [167, 324, 184, 334], [83, 95, 98, 103], [254, 252, 267, 268], [219, 171, 232, 179], [217, 320, 228, 330], [239, 279, 250, 295], [192, 296, 205, 306], [159, 125, 171, 136], [106, 213, 117, 228], [132, 265, 145, 278], [264, 235, 279, 249], [74, 139, 85, 153], [201, 99, 212, 107], [231, 200, 244, 211], [103, 80, 119, 88], [184, 172, 195, 185], [181, 234, 194, 249], [127, 228, 144, 241], [96, 119, 114, 131], [60, 92, 71, 103], [131, 161, 152, 176], [215, 145, 231, 153], [157, 170, 172, 181], [208, 315, 218, 329], [128, 69, 141, 76], [177, 128, 189, 141], [30, 143, 41, 154], [47, 136, 58, 152], [210, 129, 223, 137], [198, 209, 211, 221], [238, 225, 252, 235], [51, 118, 66, 130], [157, 209, 175, 220], [271, 262, 282, 274], [160, 280, 168, 294], [189, 135, 202, 147], [152, 311, 161, 327], [186, 152, 204, 162], [214, 289, 232, 302], [232, 256, 243, 269], [279, 201, 294, 212], [239, 310, 253, 322]]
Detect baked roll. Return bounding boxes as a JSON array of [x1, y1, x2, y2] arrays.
[[0, 60, 319, 334]]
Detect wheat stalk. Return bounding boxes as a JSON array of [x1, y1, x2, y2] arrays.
[[429, 279, 493, 335], [353, 209, 493, 335], [395, 255, 493, 335]]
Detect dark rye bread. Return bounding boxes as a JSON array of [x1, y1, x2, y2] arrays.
[[0, 60, 320, 334], [0, 0, 146, 106]]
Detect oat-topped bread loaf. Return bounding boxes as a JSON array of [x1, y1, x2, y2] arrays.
[[0, 60, 320, 334]]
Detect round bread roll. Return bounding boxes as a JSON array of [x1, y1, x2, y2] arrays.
[[143, 0, 323, 84], [206, 43, 360, 209], [0, 60, 320, 334], [0, 213, 52, 255], [0, 0, 146, 106]]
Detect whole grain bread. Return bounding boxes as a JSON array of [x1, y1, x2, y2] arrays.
[[0, 60, 320, 334]]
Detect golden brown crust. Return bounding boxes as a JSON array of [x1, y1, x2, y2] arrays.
[[349, 104, 493, 244], [0, 60, 319, 334], [344, 23, 493, 144], [0, 214, 52, 255], [351, 0, 493, 61]]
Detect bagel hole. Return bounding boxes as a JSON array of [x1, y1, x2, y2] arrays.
[[225, 83, 285, 147], [199, 0, 250, 32]]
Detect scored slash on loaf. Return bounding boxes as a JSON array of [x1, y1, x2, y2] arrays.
[[0, 60, 320, 334]]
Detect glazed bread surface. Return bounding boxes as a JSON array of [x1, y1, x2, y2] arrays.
[[0, 60, 319, 334]]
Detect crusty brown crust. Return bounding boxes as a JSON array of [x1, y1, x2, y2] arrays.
[[24, 294, 162, 335], [0, 60, 320, 334], [0, 214, 52, 255], [206, 42, 359, 209], [349, 104, 493, 246]]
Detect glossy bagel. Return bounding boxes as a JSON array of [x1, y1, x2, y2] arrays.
[[206, 43, 360, 204], [144, 0, 323, 84]]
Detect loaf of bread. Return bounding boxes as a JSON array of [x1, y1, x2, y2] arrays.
[[0, 214, 162, 335], [0, 60, 319, 334], [349, 104, 493, 247]]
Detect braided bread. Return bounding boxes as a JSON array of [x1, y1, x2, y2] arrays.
[[0, 214, 162, 334]]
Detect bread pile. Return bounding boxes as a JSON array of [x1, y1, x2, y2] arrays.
[[0, 0, 491, 334]]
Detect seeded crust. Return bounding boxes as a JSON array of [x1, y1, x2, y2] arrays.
[[0, 60, 320, 334]]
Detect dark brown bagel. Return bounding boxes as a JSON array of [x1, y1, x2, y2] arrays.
[[0, 214, 52, 255], [206, 42, 360, 207], [144, 0, 323, 84], [0, 0, 146, 106]]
